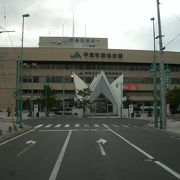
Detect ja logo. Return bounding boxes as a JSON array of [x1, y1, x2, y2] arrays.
[[71, 52, 81, 58]]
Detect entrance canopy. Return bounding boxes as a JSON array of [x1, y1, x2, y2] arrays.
[[73, 71, 123, 116]]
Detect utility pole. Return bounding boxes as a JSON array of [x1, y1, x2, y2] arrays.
[[156, 0, 166, 129]]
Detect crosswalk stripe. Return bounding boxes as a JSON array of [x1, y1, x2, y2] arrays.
[[45, 124, 52, 128], [34, 124, 44, 129], [121, 124, 129, 128], [35, 123, 122, 129], [112, 124, 119, 128], [74, 124, 80, 128], [64, 124, 70, 128], [94, 124, 100, 128], [55, 124, 61, 128]]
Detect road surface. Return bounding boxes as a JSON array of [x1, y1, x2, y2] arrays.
[[0, 117, 180, 180]]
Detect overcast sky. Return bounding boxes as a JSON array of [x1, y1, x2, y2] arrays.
[[0, 0, 180, 52]]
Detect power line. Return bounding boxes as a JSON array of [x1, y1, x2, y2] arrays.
[[165, 34, 180, 49]]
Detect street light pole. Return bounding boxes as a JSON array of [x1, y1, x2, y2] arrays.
[[150, 17, 158, 128], [156, 0, 166, 129], [19, 14, 30, 128]]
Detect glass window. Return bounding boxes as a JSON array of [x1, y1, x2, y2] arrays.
[[46, 76, 51, 83], [56, 64, 64, 69], [33, 76, 39, 83], [74, 64, 79, 69], [91, 39, 95, 43], [84, 52, 88, 57], [79, 64, 84, 70], [101, 53, 106, 58], [84, 77, 92, 83], [107, 53, 111, 58], [112, 54, 117, 58], [118, 54, 123, 59], [90, 53, 94, 58], [95, 53, 99, 58]]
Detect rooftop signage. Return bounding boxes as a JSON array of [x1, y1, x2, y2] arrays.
[[70, 51, 123, 59]]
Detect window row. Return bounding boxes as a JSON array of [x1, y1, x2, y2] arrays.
[[23, 76, 73, 83], [23, 75, 180, 85], [23, 89, 75, 95], [28, 63, 151, 71], [69, 38, 95, 43]]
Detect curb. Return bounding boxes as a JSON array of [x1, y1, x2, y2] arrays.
[[145, 122, 180, 137], [0, 124, 33, 143]]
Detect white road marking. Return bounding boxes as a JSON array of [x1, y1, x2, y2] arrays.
[[0, 129, 34, 146], [45, 124, 52, 128], [17, 140, 36, 157], [55, 124, 61, 128], [121, 124, 129, 128], [49, 130, 72, 180], [154, 161, 180, 179], [94, 124, 100, 128], [112, 124, 119, 128], [34, 124, 44, 129], [96, 138, 107, 156], [103, 124, 154, 159], [103, 124, 180, 180], [39, 129, 109, 132], [64, 124, 70, 128], [74, 124, 80, 128]]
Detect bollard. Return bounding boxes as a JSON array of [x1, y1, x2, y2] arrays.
[[8, 126, 13, 132]]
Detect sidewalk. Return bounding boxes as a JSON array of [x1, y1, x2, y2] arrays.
[[0, 113, 32, 141], [166, 120, 180, 135]]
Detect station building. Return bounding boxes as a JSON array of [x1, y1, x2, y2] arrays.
[[0, 36, 180, 114]]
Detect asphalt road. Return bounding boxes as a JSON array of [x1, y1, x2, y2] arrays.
[[0, 117, 180, 180]]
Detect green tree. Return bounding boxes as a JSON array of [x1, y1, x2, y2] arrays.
[[166, 87, 180, 113], [37, 85, 57, 114], [76, 87, 92, 117]]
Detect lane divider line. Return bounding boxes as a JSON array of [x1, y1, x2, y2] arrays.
[[0, 129, 35, 146], [0, 124, 45, 146], [103, 124, 180, 180], [49, 130, 72, 180], [154, 161, 180, 179]]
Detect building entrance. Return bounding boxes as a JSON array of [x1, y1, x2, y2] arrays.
[[91, 94, 113, 114]]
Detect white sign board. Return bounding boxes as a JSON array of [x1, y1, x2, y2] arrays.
[[34, 104, 38, 113], [129, 104, 133, 112]]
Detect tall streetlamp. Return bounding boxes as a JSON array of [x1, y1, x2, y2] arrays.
[[18, 14, 30, 128], [150, 17, 158, 127], [156, 0, 166, 129]]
